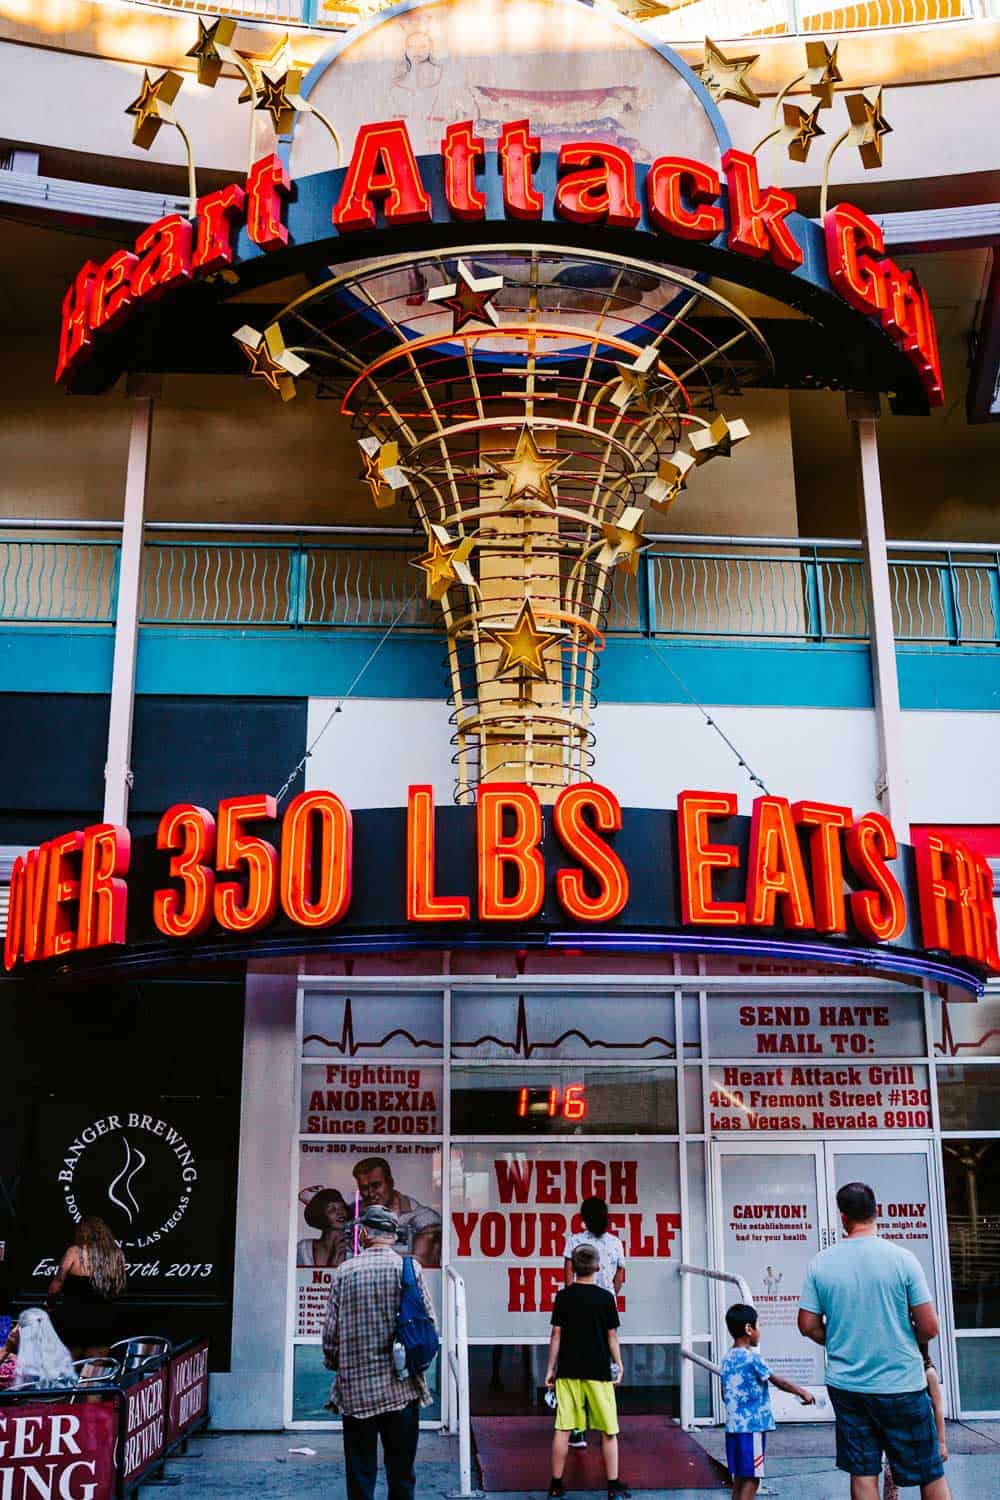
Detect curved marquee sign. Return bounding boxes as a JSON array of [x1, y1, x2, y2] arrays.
[[3, 783, 994, 993], [56, 121, 942, 412]]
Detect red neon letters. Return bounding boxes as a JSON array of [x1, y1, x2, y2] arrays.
[[334, 121, 433, 231]]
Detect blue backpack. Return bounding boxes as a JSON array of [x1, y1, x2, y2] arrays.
[[396, 1255, 440, 1376]]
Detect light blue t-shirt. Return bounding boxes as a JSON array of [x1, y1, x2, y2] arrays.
[[720, 1347, 775, 1433], [799, 1235, 931, 1395]]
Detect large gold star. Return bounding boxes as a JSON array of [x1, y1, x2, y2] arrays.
[[645, 450, 695, 514], [611, 345, 659, 415], [689, 413, 751, 464], [482, 599, 568, 683], [255, 67, 305, 135], [804, 40, 842, 111], [237, 34, 301, 102], [427, 260, 503, 334], [598, 506, 648, 576], [186, 17, 239, 89], [781, 101, 825, 164], [359, 437, 409, 509], [492, 429, 565, 510], [694, 38, 760, 108], [234, 323, 308, 402], [126, 70, 183, 151], [410, 525, 475, 601], [845, 87, 893, 170]]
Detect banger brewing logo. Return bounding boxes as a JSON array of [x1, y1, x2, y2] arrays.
[[57, 1111, 199, 1250]]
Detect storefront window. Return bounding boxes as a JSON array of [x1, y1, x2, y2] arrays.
[[451, 989, 681, 1060], [937, 1066, 1000, 1132], [468, 1343, 711, 1419], [931, 995, 1000, 1058], [704, 992, 925, 1058], [450, 1066, 678, 1135], [956, 1338, 1000, 1416], [943, 1139, 1000, 1329], [303, 989, 444, 1057]]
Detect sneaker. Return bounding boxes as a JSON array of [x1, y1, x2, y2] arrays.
[[568, 1431, 587, 1449], [607, 1481, 631, 1500], [547, 1481, 566, 1499]]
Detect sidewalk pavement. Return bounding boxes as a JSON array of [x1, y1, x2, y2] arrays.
[[161, 1422, 1000, 1498]]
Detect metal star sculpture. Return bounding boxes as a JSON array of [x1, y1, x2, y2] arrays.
[[695, 38, 761, 109], [845, 87, 893, 170], [186, 17, 239, 88], [805, 40, 842, 110], [410, 525, 476, 601], [598, 506, 648, 575], [611, 346, 659, 415], [428, 261, 504, 334], [234, 324, 309, 402], [689, 413, 751, 464], [359, 437, 409, 509], [645, 451, 695, 514], [237, 34, 298, 102], [126, 69, 184, 150], [255, 68, 306, 135], [493, 429, 565, 510], [781, 101, 825, 164], [482, 599, 568, 683]]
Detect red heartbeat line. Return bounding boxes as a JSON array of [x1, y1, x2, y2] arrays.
[[934, 1003, 1000, 1058], [305, 997, 441, 1057], [451, 994, 678, 1058]]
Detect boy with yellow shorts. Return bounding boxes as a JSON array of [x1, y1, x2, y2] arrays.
[[545, 1243, 631, 1500]]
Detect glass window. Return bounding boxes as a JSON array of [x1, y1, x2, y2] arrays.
[[684, 1068, 704, 1133], [938, 1066, 1000, 1132], [452, 990, 676, 1060], [293, 1344, 441, 1423], [957, 1338, 1000, 1415], [943, 1139, 1000, 1329], [705, 993, 925, 1058], [301, 1061, 443, 1137], [468, 1343, 710, 1419], [451, 1067, 677, 1136], [302, 989, 443, 1057], [297, 1141, 443, 1283], [707, 1063, 931, 1133], [932, 997, 1000, 1059]]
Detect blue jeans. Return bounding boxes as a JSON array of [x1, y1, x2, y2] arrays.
[[342, 1400, 420, 1500]]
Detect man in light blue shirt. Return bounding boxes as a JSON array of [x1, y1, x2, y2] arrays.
[[798, 1181, 950, 1500]]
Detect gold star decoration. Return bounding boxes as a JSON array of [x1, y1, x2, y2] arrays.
[[781, 101, 825, 164], [359, 437, 409, 509], [186, 17, 239, 89], [492, 429, 565, 510], [644, 451, 695, 514], [611, 346, 659, 415], [410, 525, 475, 601], [126, 69, 184, 151], [804, 40, 842, 111], [237, 33, 300, 102], [255, 67, 306, 135], [689, 413, 751, 464], [598, 506, 648, 576], [427, 260, 503, 334], [482, 599, 568, 683], [845, 87, 893, 170], [694, 38, 760, 109], [233, 323, 308, 402]]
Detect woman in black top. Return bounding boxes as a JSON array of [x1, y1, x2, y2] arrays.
[[48, 1217, 127, 1358]]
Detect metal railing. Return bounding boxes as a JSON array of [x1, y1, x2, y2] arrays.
[[443, 1265, 479, 1499], [678, 1263, 752, 1431], [3, 523, 1000, 647]]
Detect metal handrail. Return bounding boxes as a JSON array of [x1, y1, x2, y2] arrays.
[[677, 1263, 754, 1431], [443, 1265, 480, 1498]]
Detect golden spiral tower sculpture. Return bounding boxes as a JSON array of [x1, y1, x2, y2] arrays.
[[240, 244, 772, 804]]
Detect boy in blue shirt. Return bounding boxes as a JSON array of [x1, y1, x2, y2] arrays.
[[721, 1302, 815, 1500]]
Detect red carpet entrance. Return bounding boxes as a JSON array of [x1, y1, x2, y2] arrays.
[[471, 1416, 729, 1491]]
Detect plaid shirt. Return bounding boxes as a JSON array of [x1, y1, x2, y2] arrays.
[[322, 1246, 437, 1419]]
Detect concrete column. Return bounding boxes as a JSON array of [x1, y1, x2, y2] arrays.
[[848, 392, 909, 839], [103, 380, 158, 826]]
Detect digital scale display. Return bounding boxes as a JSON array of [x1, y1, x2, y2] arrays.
[[517, 1084, 588, 1122], [451, 1069, 678, 1135]]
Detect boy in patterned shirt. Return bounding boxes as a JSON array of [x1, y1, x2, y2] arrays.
[[721, 1303, 815, 1500]]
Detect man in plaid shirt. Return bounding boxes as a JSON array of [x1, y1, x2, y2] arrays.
[[323, 1204, 438, 1500]]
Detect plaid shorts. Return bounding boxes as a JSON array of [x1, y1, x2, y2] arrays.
[[828, 1385, 944, 1488]]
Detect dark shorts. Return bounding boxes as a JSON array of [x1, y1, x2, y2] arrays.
[[828, 1385, 944, 1488]]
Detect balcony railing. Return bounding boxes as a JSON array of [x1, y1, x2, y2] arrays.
[[1, 523, 999, 647]]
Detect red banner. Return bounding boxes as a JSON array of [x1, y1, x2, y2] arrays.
[[0, 1401, 118, 1499], [167, 1340, 209, 1447], [121, 1368, 167, 1486]]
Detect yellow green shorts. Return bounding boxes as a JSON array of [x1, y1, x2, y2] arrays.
[[554, 1378, 619, 1435]]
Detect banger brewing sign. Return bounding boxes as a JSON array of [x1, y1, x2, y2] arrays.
[[0, 1403, 118, 1500]]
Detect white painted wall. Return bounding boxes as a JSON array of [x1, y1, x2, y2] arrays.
[[903, 711, 1000, 824]]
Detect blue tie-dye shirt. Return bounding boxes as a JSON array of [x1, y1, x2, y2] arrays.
[[720, 1347, 775, 1433]]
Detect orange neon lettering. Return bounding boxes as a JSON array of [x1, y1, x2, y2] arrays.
[[3, 856, 24, 972], [76, 824, 131, 951], [246, 153, 290, 251], [214, 794, 279, 934], [43, 830, 84, 960], [792, 800, 852, 933], [89, 249, 138, 334], [722, 149, 802, 271], [498, 121, 543, 220], [746, 796, 814, 930], [130, 214, 193, 302], [280, 790, 353, 929], [153, 804, 217, 939], [915, 832, 955, 951], [846, 813, 906, 943], [975, 854, 1000, 971], [646, 157, 722, 242], [441, 121, 486, 221], [192, 183, 247, 273], [555, 143, 640, 229], [406, 785, 470, 922], [949, 841, 984, 961], [477, 784, 545, 921], [21, 846, 50, 963], [676, 790, 746, 927], [553, 783, 629, 922], [824, 203, 885, 316], [55, 261, 97, 385], [334, 122, 432, 231]]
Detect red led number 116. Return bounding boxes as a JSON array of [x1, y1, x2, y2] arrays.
[[517, 1084, 588, 1120]]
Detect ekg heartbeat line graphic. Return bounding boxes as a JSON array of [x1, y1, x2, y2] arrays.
[[934, 1002, 1000, 1058], [451, 994, 678, 1058], [305, 997, 441, 1057]]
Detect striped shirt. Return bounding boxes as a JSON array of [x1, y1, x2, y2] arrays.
[[322, 1246, 437, 1419]]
